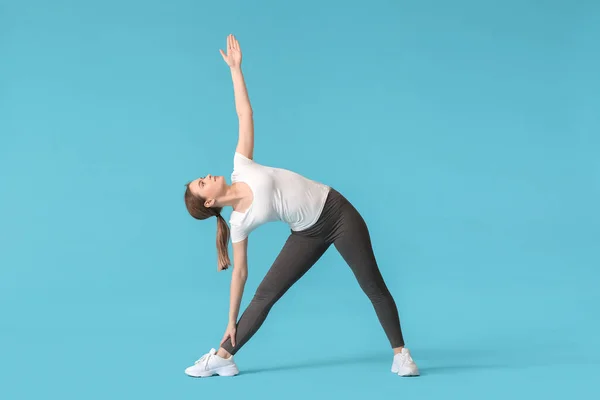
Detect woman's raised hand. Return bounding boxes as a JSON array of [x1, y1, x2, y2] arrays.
[[219, 34, 242, 69]]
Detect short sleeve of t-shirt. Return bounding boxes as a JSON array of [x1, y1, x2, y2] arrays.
[[229, 220, 247, 243], [231, 152, 254, 182], [229, 152, 255, 243]]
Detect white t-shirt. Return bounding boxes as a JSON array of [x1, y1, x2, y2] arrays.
[[228, 152, 331, 243]]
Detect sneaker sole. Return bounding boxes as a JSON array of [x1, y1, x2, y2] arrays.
[[391, 365, 420, 377], [186, 365, 239, 378]]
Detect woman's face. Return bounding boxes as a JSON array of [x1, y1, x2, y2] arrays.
[[189, 174, 227, 204]]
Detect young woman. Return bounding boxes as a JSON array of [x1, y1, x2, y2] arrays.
[[183, 34, 419, 378]]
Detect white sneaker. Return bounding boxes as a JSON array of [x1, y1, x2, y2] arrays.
[[391, 348, 420, 376], [184, 348, 240, 378]]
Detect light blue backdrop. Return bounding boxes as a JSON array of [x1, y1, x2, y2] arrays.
[[1, 0, 598, 399]]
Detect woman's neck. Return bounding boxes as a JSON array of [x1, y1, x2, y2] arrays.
[[215, 182, 250, 210]]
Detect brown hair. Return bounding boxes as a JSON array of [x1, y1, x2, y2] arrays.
[[184, 182, 231, 271]]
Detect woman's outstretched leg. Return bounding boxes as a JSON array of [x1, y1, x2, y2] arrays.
[[331, 197, 419, 376], [185, 233, 328, 378], [220, 233, 329, 355]]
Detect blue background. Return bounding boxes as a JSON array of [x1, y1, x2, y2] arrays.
[[1, 0, 598, 399]]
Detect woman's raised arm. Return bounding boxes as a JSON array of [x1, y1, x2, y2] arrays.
[[220, 34, 254, 160]]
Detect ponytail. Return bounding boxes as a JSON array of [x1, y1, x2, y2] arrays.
[[184, 182, 231, 271], [216, 213, 231, 271]]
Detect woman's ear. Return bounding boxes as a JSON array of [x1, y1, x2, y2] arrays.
[[204, 198, 216, 208]]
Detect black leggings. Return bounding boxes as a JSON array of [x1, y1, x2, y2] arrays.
[[221, 188, 405, 355]]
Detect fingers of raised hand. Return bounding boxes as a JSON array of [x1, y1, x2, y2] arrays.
[[227, 34, 240, 51]]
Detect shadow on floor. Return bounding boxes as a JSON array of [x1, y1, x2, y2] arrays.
[[239, 346, 597, 376]]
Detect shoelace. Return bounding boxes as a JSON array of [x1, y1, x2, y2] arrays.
[[194, 353, 214, 370]]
